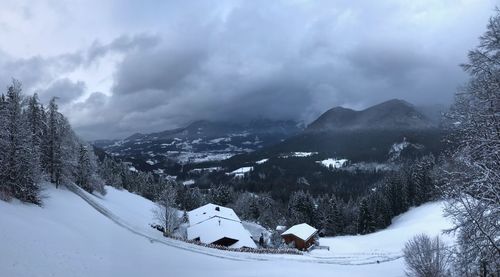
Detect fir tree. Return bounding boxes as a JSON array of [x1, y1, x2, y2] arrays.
[[44, 97, 63, 187], [76, 144, 92, 192], [2, 81, 40, 204], [357, 199, 375, 235], [288, 190, 316, 226]]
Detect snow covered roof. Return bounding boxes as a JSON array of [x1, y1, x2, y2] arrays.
[[276, 225, 287, 231], [187, 204, 257, 248], [187, 217, 256, 249], [281, 223, 318, 241], [188, 203, 240, 226]]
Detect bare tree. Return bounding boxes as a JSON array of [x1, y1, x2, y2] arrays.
[[403, 234, 451, 277], [441, 9, 500, 275], [153, 183, 179, 236]]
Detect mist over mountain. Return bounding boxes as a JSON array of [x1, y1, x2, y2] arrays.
[[94, 118, 304, 166], [307, 99, 435, 131]]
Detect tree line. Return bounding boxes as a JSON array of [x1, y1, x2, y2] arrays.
[[0, 80, 104, 205]]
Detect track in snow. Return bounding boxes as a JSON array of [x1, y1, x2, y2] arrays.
[[66, 183, 403, 265]]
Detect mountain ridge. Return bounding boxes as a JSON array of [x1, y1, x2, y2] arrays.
[[307, 99, 434, 132]]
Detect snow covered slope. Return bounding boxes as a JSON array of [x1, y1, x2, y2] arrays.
[[0, 185, 453, 277], [312, 202, 454, 261]]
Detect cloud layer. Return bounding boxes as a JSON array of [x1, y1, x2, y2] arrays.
[[0, 0, 496, 139]]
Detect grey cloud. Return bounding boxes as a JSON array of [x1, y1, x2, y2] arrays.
[[2, 0, 494, 140], [38, 78, 86, 104], [112, 42, 207, 95], [0, 52, 82, 95], [86, 34, 161, 66]]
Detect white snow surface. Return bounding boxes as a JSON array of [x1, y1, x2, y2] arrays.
[[317, 158, 348, 169], [182, 179, 196, 186], [256, 158, 269, 164], [188, 203, 241, 225], [145, 159, 156, 165], [282, 152, 318, 158], [0, 184, 454, 277], [229, 166, 253, 174], [187, 217, 257, 249], [313, 202, 454, 258], [282, 223, 318, 241], [226, 166, 253, 177]]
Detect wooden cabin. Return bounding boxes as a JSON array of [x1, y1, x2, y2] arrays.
[[281, 223, 318, 250]]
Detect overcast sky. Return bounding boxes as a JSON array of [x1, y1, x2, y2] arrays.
[[0, 0, 496, 139]]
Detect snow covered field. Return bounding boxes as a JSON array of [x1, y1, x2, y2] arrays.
[[311, 202, 454, 263], [317, 158, 349, 169], [0, 184, 453, 277]]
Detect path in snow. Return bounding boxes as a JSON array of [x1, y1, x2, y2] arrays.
[[66, 183, 452, 266], [0, 184, 454, 277]]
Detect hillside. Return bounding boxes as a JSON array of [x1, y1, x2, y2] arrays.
[[307, 99, 434, 132], [0, 184, 454, 277], [221, 100, 445, 173], [93, 119, 303, 171]]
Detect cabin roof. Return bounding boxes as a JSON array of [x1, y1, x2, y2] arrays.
[[188, 203, 240, 226], [187, 217, 256, 249], [281, 223, 318, 241]]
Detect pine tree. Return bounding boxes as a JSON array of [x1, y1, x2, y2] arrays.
[[99, 156, 123, 188], [316, 194, 342, 236], [0, 93, 8, 199], [0, 80, 103, 203], [208, 184, 233, 206], [288, 190, 316, 226], [371, 192, 391, 229], [43, 98, 63, 187], [2, 81, 40, 204], [357, 199, 375, 235], [331, 197, 344, 235], [59, 116, 80, 185], [411, 155, 435, 205], [76, 144, 92, 192], [25, 94, 44, 182]]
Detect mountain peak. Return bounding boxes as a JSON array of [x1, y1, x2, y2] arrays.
[[374, 98, 412, 107], [307, 99, 433, 131]]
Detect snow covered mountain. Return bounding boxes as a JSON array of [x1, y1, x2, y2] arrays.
[[92, 100, 445, 193], [226, 100, 444, 169], [94, 119, 303, 166]]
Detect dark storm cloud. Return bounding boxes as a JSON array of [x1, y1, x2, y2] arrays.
[[112, 42, 207, 96], [1, 0, 495, 139]]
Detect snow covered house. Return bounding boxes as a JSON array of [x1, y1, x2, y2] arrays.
[[281, 223, 318, 250], [187, 203, 256, 249]]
